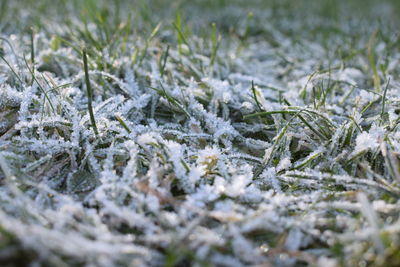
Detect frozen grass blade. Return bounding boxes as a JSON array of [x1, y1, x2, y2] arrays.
[[159, 44, 170, 78], [210, 22, 220, 66], [83, 48, 99, 136], [115, 113, 131, 133], [30, 27, 35, 85], [380, 77, 390, 121], [368, 30, 381, 92], [138, 22, 162, 65], [24, 55, 55, 113]]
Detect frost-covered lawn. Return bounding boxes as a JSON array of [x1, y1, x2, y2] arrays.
[[1, 0, 400, 266]]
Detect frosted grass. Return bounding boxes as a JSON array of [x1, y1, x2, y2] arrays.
[[0, 0, 400, 266]]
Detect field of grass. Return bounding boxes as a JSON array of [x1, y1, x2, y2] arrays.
[[1, 0, 400, 266]]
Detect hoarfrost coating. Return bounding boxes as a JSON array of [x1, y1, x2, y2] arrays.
[[0, 0, 400, 266]]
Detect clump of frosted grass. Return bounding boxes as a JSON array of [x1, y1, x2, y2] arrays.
[[0, 0, 400, 266]]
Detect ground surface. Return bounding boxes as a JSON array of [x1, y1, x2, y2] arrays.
[[1, 0, 400, 266]]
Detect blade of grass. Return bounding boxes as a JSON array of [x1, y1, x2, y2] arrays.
[[251, 80, 264, 111], [210, 22, 220, 66], [368, 30, 381, 92], [138, 22, 162, 65], [244, 110, 298, 119], [173, 14, 193, 56], [150, 82, 190, 118], [0, 54, 24, 86], [115, 113, 131, 134], [23, 56, 55, 113], [159, 45, 170, 78], [254, 110, 302, 178], [83, 48, 99, 136], [380, 77, 390, 121], [30, 27, 35, 86]]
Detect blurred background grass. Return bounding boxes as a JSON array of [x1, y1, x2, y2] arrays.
[[1, 0, 399, 35]]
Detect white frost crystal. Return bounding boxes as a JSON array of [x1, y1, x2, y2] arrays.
[[354, 125, 385, 153]]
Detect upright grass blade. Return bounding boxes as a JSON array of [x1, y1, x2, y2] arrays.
[[150, 82, 190, 118], [24, 56, 55, 113], [173, 12, 193, 57], [0, 54, 23, 86], [138, 22, 162, 65], [243, 11, 254, 40], [159, 45, 170, 78], [174, 10, 183, 54], [251, 80, 264, 111], [254, 111, 301, 178], [368, 30, 381, 92], [210, 22, 220, 66], [380, 78, 390, 121], [82, 48, 99, 136], [30, 27, 35, 86]]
